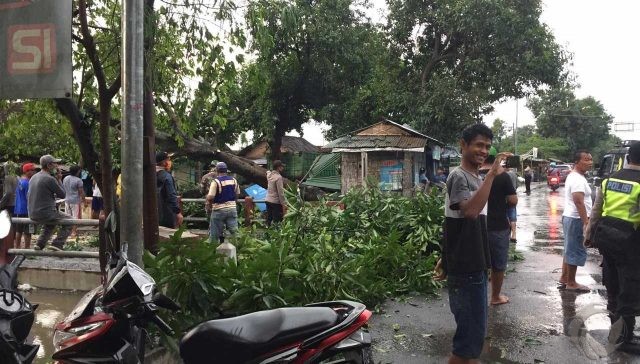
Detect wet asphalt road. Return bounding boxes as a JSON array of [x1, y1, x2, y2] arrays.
[[370, 182, 640, 363]]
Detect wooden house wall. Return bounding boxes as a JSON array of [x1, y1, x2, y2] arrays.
[[366, 151, 404, 189], [341, 152, 362, 194], [243, 141, 269, 159], [356, 123, 411, 136], [340, 151, 425, 196]]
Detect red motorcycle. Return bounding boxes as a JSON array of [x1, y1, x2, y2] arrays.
[[52, 213, 373, 363], [548, 176, 560, 191]]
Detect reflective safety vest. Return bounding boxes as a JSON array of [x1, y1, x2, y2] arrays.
[[602, 174, 640, 228]]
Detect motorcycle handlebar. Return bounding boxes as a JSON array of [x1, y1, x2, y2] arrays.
[[149, 312, 174, 335], [152, 292, 181, 311]]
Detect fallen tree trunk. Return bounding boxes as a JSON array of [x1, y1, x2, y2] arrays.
[[155, 131, 326, 200]]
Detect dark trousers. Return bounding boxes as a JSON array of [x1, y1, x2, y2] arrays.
[[524, 176, 532, 193], [35, 212, 72, 249], [601, 241, 640, 342], [266, 202, 283, 226]]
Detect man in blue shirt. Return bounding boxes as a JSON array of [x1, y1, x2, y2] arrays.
[[14, 163, 36, 248]]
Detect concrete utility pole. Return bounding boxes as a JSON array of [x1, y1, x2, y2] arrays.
[[120, 0, 144, 266]]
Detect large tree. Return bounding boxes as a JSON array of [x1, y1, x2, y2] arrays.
[[235, 0, 379, 160], [384, 0, 567, 143]]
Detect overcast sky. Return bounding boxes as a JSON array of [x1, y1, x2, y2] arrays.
[[271, 0, 640, 147], [485, 0, 640, 140]]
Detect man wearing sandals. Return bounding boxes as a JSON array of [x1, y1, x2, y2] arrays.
[[559, 150, 593, 292]]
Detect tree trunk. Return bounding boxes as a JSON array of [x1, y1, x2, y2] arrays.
[[99, 98, 115, 218], [270, 111, 288, 162], [54, 98, 101, 183]]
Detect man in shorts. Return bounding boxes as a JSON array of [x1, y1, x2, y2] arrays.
[[14, 163, 37, 248], [435, 123, 511, 363], [480, 148, 518, 305], [62, 165, 85, 238], [559, 150, 593, 292]]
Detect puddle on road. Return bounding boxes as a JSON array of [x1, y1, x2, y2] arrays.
[[22, 289, 87, 363]]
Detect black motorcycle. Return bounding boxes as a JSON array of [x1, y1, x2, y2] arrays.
[[0, 210, 39, 364]]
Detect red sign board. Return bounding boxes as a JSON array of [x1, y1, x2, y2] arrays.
[[1, 0, 71, 99], [7, 23, 57, 74]]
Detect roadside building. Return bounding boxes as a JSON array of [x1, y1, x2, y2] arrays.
[[322, 119, 444, 196], [238, 136, 321, 180]]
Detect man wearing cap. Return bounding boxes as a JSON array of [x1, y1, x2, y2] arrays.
[[206, 162, 240, 244], [28, 155, 72, 251], [156, 151, 183, 229], [266, 160, 287, 226], [200, 161, 218, 197], [13, 163, 37, 248]]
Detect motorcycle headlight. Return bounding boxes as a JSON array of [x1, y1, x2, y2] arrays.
[[53, 320, 112, 351]]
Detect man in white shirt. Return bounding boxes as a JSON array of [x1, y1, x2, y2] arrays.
[[559, 150, 593, 292]]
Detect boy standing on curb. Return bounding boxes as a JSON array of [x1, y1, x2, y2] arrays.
[[435, 123, 510, 364]]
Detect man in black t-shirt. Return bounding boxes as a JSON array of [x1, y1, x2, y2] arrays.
[[435, 124, 511, 363], [480, 152, 518, 306]]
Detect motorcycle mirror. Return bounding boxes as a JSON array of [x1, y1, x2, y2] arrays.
[[153, 292, 181, 311], [0, 210, 11, 239]]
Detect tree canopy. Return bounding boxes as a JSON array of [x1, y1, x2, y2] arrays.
[[528, 85, 616, 160], [383, 0, 567, 142], [233, 0, 381, 159], [2, 0, 574, 173]]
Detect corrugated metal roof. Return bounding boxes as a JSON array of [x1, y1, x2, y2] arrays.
[[324, 135, 427, 149], [303, 175, 341, 191], [347, 119, 444, 146], [302, 153, 341, 191]]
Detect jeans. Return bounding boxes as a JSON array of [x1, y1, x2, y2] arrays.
[[34, 211, 72, 249], [447, 270, 488, 359], [209, 207, 238, 244]]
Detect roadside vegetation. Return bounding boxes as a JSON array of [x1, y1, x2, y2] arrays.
[[144, 187, 444, 333]]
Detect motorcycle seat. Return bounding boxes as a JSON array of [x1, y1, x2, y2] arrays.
[[180, 306, 339, 364]]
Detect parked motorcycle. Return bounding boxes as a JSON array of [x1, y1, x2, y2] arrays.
[[52, 212, 373, 363], [0, 210, 39, 364], [548, 176, 560, 191]]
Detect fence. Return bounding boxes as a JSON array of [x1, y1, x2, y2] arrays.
[[1, 197, 264, 264]]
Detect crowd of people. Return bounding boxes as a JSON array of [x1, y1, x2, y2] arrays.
[[436, 123, 640, 363], [0, 155, 105, 251], [0, 151, 288, 251], [153, 151, 287, 245]]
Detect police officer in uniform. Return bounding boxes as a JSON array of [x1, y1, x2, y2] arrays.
[[586, 142, 640, 353]]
